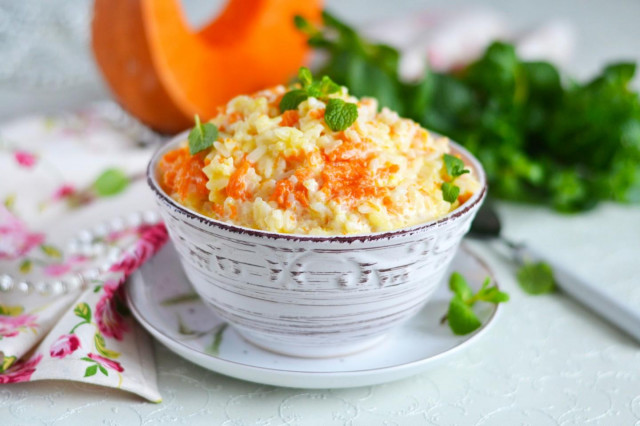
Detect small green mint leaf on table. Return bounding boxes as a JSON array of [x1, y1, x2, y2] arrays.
[[448, 295, 483, 335], [93, 168, 129, 197], [325, 98, 358, 131], [449, 271, 473, 302], [443, 273, 509, 335], [517, 262, 556, 294], [279, 89, 309, 112], [188, 114, 219, 155], [475, 277, 510, 303]]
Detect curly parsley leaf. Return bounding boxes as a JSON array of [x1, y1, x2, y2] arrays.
[[444, 273, 508, 335], [188, 114, 218, 155], [279, 89, 309, 112], [517, 262, 556, 295], [325, 98, 358, 131]]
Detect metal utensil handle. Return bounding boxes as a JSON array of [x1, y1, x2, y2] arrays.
[[515, 244, 640, 343]]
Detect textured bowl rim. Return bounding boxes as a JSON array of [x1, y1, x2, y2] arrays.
[[147, 129, 487, 242]]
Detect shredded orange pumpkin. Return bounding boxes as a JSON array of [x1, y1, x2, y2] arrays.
[[158, 146, 208, 201], [226, 157, 253, 201]]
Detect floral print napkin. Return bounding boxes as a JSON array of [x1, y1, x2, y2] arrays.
[[0, 105, 168, 402]]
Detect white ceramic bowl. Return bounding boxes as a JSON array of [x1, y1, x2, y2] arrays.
[[147, 131, 487, 358]]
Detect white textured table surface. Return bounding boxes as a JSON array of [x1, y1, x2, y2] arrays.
[[2, 1, 640, 425], [2, 196, 639, 425]]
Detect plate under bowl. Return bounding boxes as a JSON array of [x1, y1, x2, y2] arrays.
[[126, 242, 501, 389]]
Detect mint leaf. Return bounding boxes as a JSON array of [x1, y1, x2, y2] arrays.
[[517, 262, 556, 294], [447, 296, 482, 335], [298, 67, 313, 88], [188, 115, 218, 155], [483, 288, 510, 303], [441, 182, 460, 203], [279, 89, 309, 112], [308, 76, 341, 98], [93, 168, 129, 197], [477, 277, 510, 303], [319, 76, 341, 95], [443, 273, 509, 335], [325, 98, 358, 131], [449, 272, 473, 302], [443, 154, 470, 178]]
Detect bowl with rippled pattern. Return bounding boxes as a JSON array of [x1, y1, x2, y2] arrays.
[[147, 134, 487, 358]]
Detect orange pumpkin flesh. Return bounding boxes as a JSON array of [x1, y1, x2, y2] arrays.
[[92, 0, 321, 134]]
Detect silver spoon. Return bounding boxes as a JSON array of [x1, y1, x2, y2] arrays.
[[469, 201, 640, 343]]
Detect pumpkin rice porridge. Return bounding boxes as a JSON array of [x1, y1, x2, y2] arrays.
[[158, 85, 480, 235]]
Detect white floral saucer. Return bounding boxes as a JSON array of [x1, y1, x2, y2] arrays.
[[126, 242, 501, 389]]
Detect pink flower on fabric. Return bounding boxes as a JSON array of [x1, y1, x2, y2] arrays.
[[0, 354, 42, 383], [14, 150, 37, 168], [0, 206, 45, 260], [49, 334, 81, 358], [87, 353, 124, 372], [0, 313, 38, 339], [109, 223, 168, 275], [95, 280, 129, 341], [52, 184, 76, 201]]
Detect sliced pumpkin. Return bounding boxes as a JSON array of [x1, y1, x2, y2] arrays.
[[92, 0, 321, 134]]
